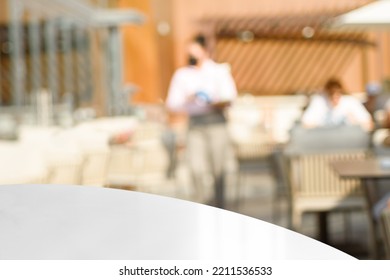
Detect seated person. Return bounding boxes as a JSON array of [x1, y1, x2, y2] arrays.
[[364, 81, 382, 117], [301, 78, 373, 131]]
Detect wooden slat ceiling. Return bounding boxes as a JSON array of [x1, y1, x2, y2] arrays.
[[200, 11, 375, 95], [214, 13, 371, 44]]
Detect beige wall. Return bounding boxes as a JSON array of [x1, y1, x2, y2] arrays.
[[0, 1, 7, 23], [342, 31, 390, 93], [118, 0, 176, 102], [150, 0, 175, 100], [119, 0, 163, 103]]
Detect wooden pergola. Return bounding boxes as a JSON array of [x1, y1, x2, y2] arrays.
[[198, 11, 375, 95]]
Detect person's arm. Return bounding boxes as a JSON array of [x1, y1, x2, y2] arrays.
[[166, 71, 190, 113], [212, 63, 238, 109], [347, 98, 374, 131]]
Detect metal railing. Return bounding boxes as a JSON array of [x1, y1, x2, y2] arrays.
[[1, 0, 143, 129]]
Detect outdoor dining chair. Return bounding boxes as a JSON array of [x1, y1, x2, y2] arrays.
[[284, 125, 371, 245]]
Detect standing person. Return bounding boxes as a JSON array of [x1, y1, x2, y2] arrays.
[[166, 34, 237, 208], [301, 78, 373, 131]]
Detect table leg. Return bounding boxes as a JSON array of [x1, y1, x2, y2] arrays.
[[215, 173, 225, 209], [362, 178, 379, 259], [317, 211, 329, 244]]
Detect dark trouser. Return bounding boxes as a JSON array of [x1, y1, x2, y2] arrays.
[[187, 111, 229, 208]]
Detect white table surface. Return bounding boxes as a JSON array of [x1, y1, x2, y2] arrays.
[[0, 185, 354, 260]]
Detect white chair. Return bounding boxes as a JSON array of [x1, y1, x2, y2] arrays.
[[18, 125, 60, 143], [0, 114, 18, 140], [106, 122, 170, 193], [45, 138, 84, 185], [60, 127, 111, 187], [19, 126, 83, 185], [76, 116, 138, 135], [0, 142, 48, 184]]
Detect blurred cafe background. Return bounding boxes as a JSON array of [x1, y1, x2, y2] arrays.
[[3, 0, 390, 259]]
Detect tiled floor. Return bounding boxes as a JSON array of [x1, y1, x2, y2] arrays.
[[141, 160, 374, 259]]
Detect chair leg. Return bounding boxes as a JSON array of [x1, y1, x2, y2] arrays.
[[317, 211, 329, 244], [366, 211, 379, 259], [235, 172, 239, 209], [272, 176, 285, 225], [343, 210, 352, 244], [191, 173, 204, 203], [235, 171, 243, 210], [292, 208, 303, 233]]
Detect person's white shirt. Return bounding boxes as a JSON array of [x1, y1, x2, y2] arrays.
[[166, 59, 237, 115], [301, 93, 372, 130]]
